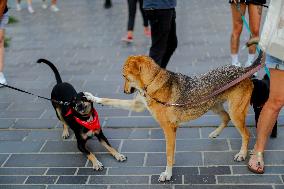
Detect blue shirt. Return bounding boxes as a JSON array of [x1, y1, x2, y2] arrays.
[[143, 0, 176, 9]]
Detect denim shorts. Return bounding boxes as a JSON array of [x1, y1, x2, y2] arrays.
[[266, 54, 284, 70], [0, 12, 9, 30]]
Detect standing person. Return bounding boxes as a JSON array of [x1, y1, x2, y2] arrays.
[[248, 0, 284, 174], [229, 0, 266, 67], [0, 0, 8, 85], [42, 0, 60, 12], [16, 0, 34, 14], [122, 0, 150, 43], [143, 0, 177, 69]]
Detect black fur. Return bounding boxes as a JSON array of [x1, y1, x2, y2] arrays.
[[251, 75, 277, 138], [37, 59, 112, 159]]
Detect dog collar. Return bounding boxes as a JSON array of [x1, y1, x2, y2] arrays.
[[65, 108, 101, 131]]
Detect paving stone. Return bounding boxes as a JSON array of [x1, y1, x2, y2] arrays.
[[86, 153, 144, 167], [0, 168, 46, 175], [89, 176, 149, 184], [105, 117, 158, 128], [111, 186, 173, 189], [175, 186, 273, 189], [0, 141, 44, 153], [275, 185, 284, 189], [204, 152, 245, 166], [41, 140, 120, 153], [13, 119, 58, 129], [184, 175, 216, 184], [0, 130, 30, 141], [0, 110, 44, 118], [108, 167, 165, 175], [151, 174, 182, 184], [0, 176, 27, 184], [96, 108, 130, 117], [0, 119, 15, 129], [4, 154, 87, 167], [47, 186, 107, 189], [146, 152, 203, 166], [199, 166, 231, 175], [24, 130, 71, 141], [46, 168, 77, 175], [217, 175, 282, 184], [127, 129, 150, 139], [0, 186, 46, 189], [100, 128, 133, 139], [122, 140, 165, 152], [56, 176, 88, 184], [26, 176, 58, 184], [176, 139, 229, 151], [77, 168, 107, 175]]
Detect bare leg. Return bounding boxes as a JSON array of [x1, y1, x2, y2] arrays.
[[248, 4, 262, 54], [0, 29, 4, 72]]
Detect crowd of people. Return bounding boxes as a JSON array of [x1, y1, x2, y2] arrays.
[[0, 0, 284, 175]]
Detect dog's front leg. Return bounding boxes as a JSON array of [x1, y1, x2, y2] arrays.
[[159, 124, 177, 182], [84, 92, 146, 112], [95, 130, 127, 162], [76, 137, 104, 171]]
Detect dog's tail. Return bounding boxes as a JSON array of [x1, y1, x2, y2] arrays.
[[37, 59, 62, 84]]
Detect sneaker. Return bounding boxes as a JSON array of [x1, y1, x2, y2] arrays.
[[121, 35, 133, 43], [232, 61, 241, 67], [50, 5, 60, 12], [245, 60, 253, 67], [144, 27, 151, 37], [0, 72, 7, 87], [16, 3, 21, 11], [42, 3, 48, 9], [28, 6, 35, 14]]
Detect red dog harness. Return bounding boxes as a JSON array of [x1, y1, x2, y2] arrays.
[[65, 108, 101, 131]]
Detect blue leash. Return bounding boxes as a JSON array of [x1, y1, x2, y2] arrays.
[[236, 3, 270, 78]]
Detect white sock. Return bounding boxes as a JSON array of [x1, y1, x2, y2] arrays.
[[231, 54, 239, 65], [247, 53, 255, 66]]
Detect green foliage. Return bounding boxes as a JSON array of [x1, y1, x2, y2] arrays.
[[8, 16, 18, 24], [4, 37, 11, 48]]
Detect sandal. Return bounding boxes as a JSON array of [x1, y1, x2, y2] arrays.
[[248, 151, 264, 174]]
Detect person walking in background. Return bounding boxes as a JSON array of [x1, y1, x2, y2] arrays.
[[42, 0, 60, 12], [0, 0, 8, 85], [16, 0, 34, 14], [122, 0, 150, 43], [143, 0, 177, 69], [229, 0, 266, 67]]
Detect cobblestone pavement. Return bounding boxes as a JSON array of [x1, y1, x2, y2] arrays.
[[0, 0, 284, 188]]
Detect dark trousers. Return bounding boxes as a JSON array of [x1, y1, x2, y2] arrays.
[[127, 0, 149, 31], [145, 9, 177, 68]]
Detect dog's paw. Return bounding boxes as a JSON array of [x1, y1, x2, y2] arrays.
[[114, 153, 127, 162], [83, 92, 102, 103], [93, 160, 104, 171], [234, 152, 247, 162], [208, 130, 220, 138], [62, 130, 70, 139], [158, 171, 172, 182]]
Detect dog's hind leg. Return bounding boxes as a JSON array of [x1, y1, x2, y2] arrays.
[[76, 135, 104, 171], [228, 83, 252, 162], [95, 130, 127, 162], [209, 103, 230, 138]]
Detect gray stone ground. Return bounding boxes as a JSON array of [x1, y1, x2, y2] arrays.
[[0, 0, 284, 188]]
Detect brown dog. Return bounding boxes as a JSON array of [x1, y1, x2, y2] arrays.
[[85, 55, 260, 182]]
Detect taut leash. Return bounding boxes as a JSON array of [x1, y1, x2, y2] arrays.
[[0, 82, 70, 106]]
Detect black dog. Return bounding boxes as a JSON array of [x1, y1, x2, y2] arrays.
[[37, 59, 126, 170], [251, 74, 277, 138]]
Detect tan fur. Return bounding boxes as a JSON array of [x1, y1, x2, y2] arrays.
[[96, 55, 254, 181]]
